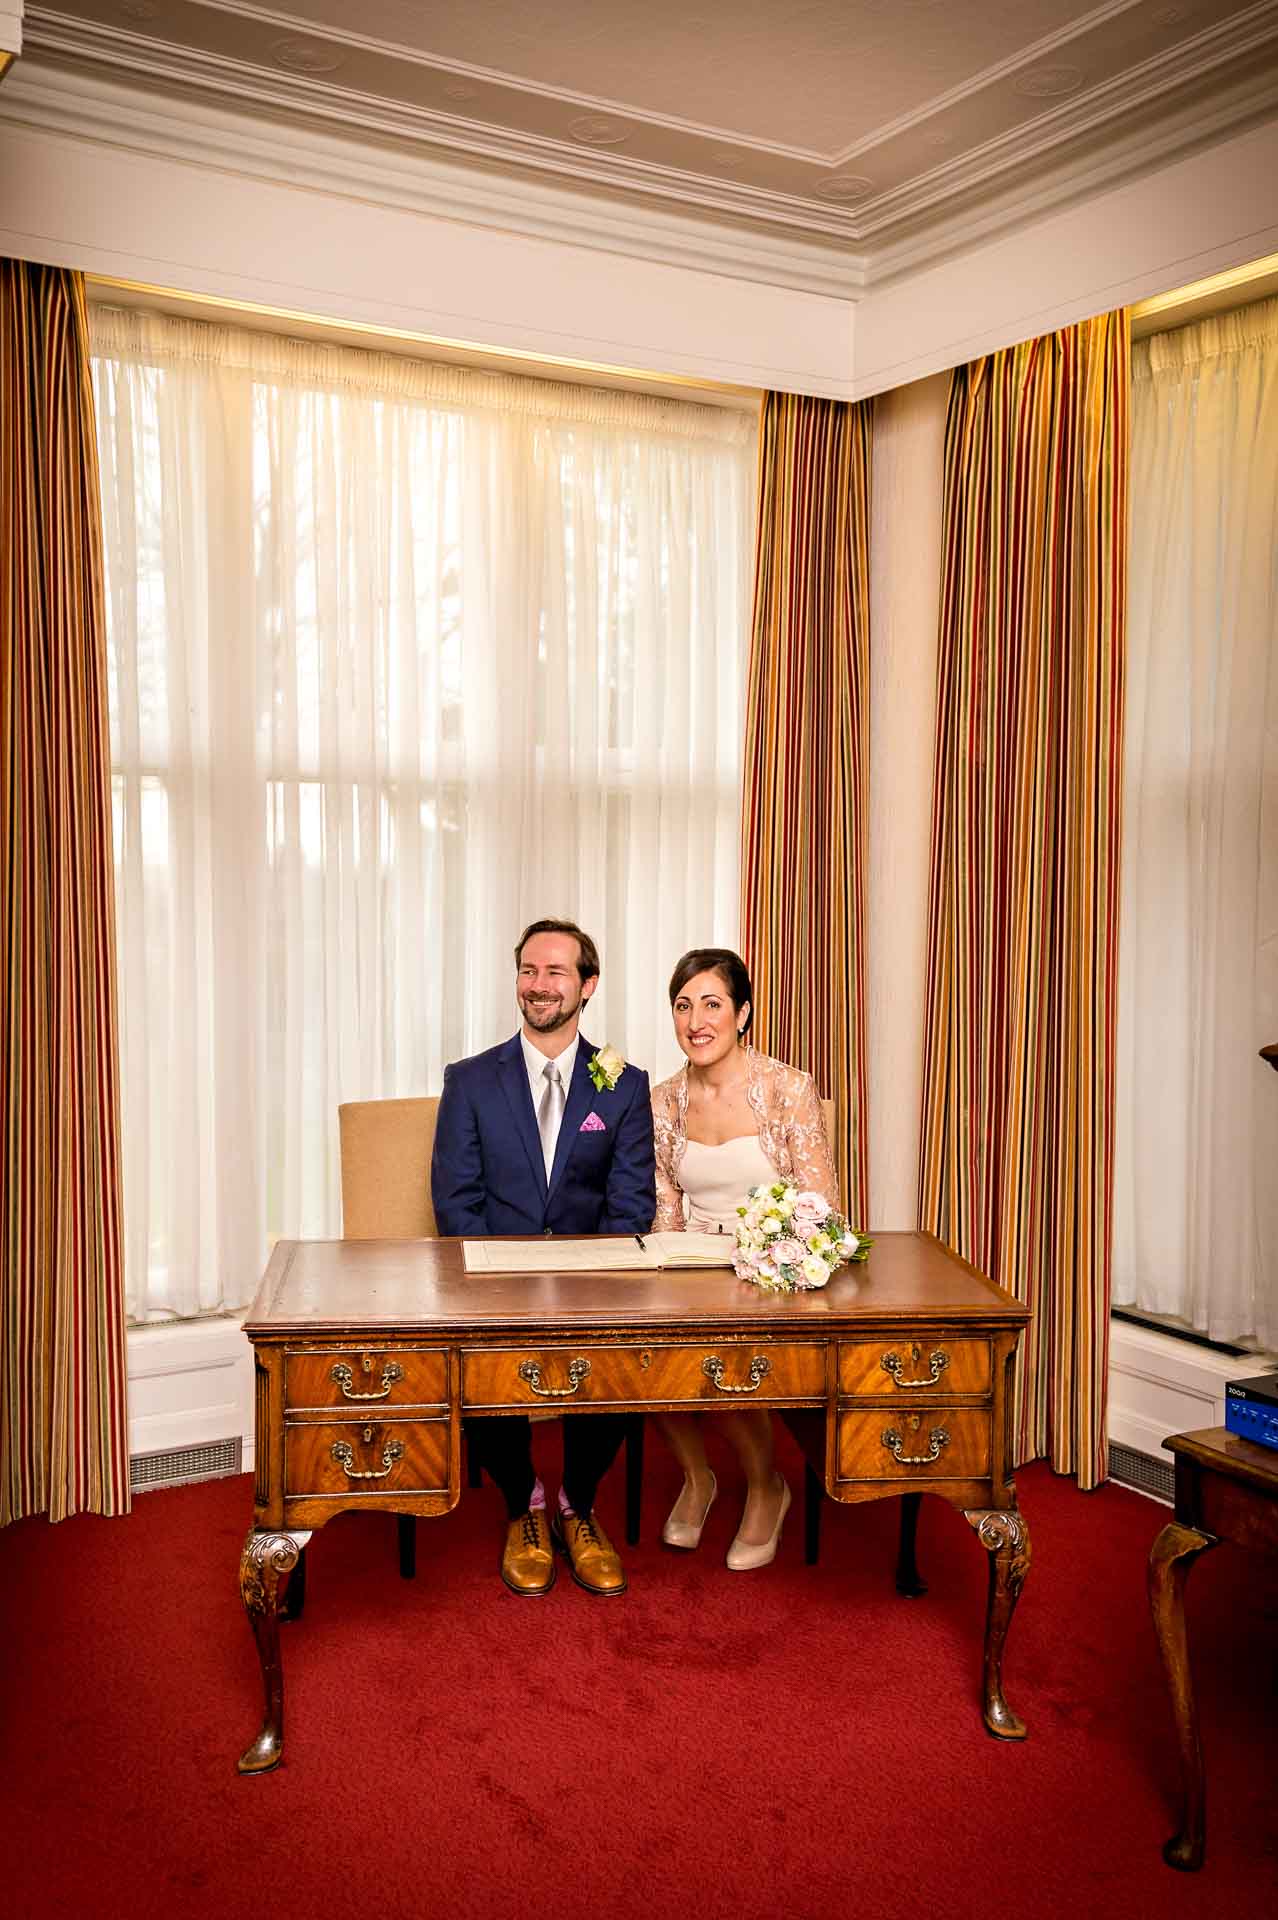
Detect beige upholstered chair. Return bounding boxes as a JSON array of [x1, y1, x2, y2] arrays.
[[338, 1096, 440, 1239]]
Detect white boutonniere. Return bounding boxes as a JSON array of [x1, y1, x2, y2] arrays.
[[587, 1043, 626, 1093]]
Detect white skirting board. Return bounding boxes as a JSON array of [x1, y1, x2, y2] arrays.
[[127, 1316, 256, 1478], [1107, 1318, 1272, 1468]]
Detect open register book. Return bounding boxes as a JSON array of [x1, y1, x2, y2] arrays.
[[462, 1232, 736, 1274]]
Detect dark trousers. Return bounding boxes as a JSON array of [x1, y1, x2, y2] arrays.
[[464, 1412, 628, 1519]]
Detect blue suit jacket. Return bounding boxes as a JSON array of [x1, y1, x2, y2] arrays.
[[431, 1033, 656, 1237]]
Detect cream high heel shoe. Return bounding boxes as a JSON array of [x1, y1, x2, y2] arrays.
[[662, 1472, 718, 1549], [725, 1476, 791, 1571]]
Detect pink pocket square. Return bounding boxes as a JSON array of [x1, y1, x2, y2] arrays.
[[579, 1112, 607, 1133]]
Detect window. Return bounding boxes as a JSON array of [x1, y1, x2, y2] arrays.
[[92, 307, 757, 1320]]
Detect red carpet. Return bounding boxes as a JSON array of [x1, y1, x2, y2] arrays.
[[2, 1431, 1274, 1918]]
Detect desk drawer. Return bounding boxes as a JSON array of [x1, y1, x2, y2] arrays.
[[286, 1347, 448, 1411], [285, 1418, 449, 1496], [838, 1337, 990, 1399], [462, 1341, 825, 1410], [836, 1408, 990, 1482]]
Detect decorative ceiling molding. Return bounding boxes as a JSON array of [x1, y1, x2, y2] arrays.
[[855, 13, 1278, 247], [0, 57, 870, 297], [175, 0, 1157, 167], [6, 4, 1278, 293]]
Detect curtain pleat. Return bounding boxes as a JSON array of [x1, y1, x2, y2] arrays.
[[1, 259, 129, 1524], [918, 313, 1129, 1490], [1114, 297, 1278, 1347], [741, 392, 872, 1221]]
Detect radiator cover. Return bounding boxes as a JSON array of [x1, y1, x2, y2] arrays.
[[130, 1437, 242, 1493]]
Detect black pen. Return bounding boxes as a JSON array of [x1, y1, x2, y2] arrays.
[[634, 1233, 647, 1252]]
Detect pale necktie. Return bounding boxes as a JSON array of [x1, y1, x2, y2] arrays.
[[537, 1060, 566, 1181]]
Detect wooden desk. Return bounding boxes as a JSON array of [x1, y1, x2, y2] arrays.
[[1147, 1425, 1278, 1870], [238, 1231, 1031, 1774]]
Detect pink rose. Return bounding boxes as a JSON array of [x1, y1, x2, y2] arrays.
[[773, 1238, 805, 1268]]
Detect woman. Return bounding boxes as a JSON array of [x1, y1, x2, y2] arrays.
[[650, 948, 838, 1569]]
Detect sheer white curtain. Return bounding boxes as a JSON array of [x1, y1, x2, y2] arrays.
[[91, 308, 756, 1321], [1114, 296, 1278, 1346]]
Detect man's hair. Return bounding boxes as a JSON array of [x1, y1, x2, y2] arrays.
[[514, 918, 601, 984], [667, 947, 754, 1037]]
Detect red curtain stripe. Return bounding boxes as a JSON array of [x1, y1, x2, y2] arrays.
[[0, 259, 130, 1524]]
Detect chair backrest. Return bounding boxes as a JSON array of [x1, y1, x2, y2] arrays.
[[338, 1096, 440, 1239]]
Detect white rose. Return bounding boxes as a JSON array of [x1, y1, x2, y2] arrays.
[[762, 1213, 783, 1236], [596, 1043, 625, 1078], [840, 1233, 859, 1256], [801, 1253, 830, 1287]]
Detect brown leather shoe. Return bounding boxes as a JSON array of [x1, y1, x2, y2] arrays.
[[501, 1509, 556, 1596], [552, 1509, 628, 1596]]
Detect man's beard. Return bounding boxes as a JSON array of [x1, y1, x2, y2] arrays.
[[520, 993, 579, 1034]]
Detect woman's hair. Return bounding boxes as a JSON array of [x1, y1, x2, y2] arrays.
[[667, 948, 754, 1038]]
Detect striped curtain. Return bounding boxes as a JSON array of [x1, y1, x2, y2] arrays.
[[918, 312, 1129, 1489], [740, 391, 872, 1222], [0, 260, 130, 1524]]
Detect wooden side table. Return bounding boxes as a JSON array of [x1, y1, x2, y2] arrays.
[[1147, 1425, 1278, 1870]]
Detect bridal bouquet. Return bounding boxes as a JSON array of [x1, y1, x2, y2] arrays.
[[733, 1181, 871, 1294]]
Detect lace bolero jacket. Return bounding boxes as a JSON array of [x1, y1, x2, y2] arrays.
[[649, 1047, 839, 1231]]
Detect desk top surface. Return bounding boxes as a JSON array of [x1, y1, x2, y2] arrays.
[[246, 1231, 1026, 1337], [1166, 1425, 1278, 1492]]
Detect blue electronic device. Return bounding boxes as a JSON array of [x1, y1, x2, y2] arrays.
[[1224, 1373, 1278, 1452]]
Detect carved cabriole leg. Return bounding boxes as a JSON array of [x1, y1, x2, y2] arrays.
[[238, 1528, 310, 1776], [964, 1507, 1032, 1740], [895, 1492, 926, 1596], [1147, 1520, 1216, 1871]]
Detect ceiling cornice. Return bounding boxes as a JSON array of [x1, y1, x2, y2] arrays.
[[854, 0, 1278, 242], [143, 0, 1267, 172], [0, 57, 869, 298], [6, 6, 1278, 296]]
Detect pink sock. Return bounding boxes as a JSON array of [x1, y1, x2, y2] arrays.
[[557, 1485, 576, 1518], [528, 1478, 546, 1512]]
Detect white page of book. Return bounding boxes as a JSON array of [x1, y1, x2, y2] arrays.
[[461, 1233, 737, 1273]]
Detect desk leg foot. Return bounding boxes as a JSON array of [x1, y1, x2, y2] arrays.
[[965, 1507, 1031, 1741], [1148, 1519, 1215, 1871], [895, 1492, 927, 1596], [237, 1529, 309, 1776]]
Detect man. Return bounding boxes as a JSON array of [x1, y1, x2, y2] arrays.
[[431, 918, 656, 1597]]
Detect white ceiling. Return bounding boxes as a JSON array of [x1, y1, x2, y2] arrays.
[[10, 0, 1278, 283]]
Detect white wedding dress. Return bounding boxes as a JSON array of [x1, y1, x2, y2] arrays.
[[678, 1134, 779, 1235]]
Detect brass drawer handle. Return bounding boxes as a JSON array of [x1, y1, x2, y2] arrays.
[[518, 1357, 591, 1398], [881, 1425, 950, 1466], [880, 1345, 949, 1389], [331, 1436, 405, 1480], [702, 1354, 771, 1394], [331, 1358, 404, 1401]]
